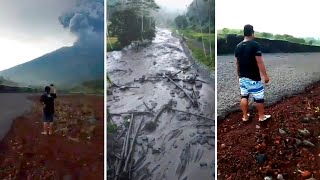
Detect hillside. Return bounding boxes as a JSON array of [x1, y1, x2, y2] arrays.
[[0, 46, 104, 88], [0, 85, 36, 93], [69, 79, 104, 95], [0, 76, 18, 87], [218, 34, 320, 55]]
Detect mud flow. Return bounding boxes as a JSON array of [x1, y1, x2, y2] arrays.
[[107, 28, 215, 179]]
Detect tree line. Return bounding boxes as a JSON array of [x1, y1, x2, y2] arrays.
[[218, 28, 320, 46], [107, 0, 159, 47]]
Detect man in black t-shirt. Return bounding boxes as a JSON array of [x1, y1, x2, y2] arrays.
[[40, 85, 57, 135], [234, 24, 271, 122]]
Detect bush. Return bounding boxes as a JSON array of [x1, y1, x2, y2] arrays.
[[107, 123, 117, 134], [109, 9, 156, 47]]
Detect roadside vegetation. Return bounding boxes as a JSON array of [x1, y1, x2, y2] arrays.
[[107, 0, 159, 52], [69, 79, 104, 95], [218, 28, 320, 46], [173, 0, 214, 71]]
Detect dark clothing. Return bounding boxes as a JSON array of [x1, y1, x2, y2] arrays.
[[40, 93, 57, 114], [234, 40, 262, 81], [43, 112, 54, 122]]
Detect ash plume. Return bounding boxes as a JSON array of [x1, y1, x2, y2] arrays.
[[58, 0, 104, 49]]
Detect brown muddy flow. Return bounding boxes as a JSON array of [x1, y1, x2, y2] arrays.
[[107, 28, 215, 179]]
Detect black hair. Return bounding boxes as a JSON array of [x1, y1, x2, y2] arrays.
[[45, 86, 51, 92], [244, 24, 254, 36]]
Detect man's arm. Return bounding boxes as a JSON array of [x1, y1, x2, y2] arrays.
[[40, 95, 45, 105], [256, 56, 269, 83], [51, 87, 57, 98], [234, 46, 239, 80], [254, 44, 269, 83], [235, 58, 239, 80]]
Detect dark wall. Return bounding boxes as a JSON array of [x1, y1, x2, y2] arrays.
[[0, 85, 35, 93], [218, 34, 320, 55]]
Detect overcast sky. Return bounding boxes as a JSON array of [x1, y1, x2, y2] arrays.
[[0, 0, 77, 71], [155, 0, 193, 12], [217, 0, 320, 38]]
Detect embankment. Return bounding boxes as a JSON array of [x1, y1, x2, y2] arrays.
[[0, 85, 35, 93], [218, 34, 320, 55]]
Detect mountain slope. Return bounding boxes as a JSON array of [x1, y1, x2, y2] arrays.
[[0, 46, 104, 88]]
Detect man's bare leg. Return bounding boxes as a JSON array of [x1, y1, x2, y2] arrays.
[[42, 122, 48, 134], [48, 122, 53, 135], [241, 97, 249, 120], [255, 102, 265, 120]]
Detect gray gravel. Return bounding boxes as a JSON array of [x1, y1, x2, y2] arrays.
[[217, 53, 320, 119], [0, 93, 33, 139]]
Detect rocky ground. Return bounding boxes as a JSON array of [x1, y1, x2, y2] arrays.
[[107, 28, 215, 180], [0, 95, 104, 179], [217, 53, 320, 119], [218, 82, 320, 180]]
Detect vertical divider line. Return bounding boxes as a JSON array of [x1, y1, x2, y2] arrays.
[[104, 0, 107, 179], [214, 0, 218, 178]]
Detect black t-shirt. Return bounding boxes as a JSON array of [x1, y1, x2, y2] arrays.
[[234, 40, 262, 81], [40, 93, 57, 114]]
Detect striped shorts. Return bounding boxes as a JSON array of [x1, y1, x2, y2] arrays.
[[239, 77, 265, 103]]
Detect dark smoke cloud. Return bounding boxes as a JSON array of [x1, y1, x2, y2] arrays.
[[58, 0, 104, 49]]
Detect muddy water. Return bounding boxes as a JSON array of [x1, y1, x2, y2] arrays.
[[0, 93, 33, 139], [107, 29, 215, 179]]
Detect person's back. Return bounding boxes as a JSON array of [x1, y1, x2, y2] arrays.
[[40, 85, 57, 135], [234, 24, 271, 122], [235, 40, 261, 81], [40, 92, 56, 114]]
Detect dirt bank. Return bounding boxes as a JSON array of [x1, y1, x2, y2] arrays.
[[218, 82, 320, 179], [0, 95, 104, 179], [218, 34, 320, 55]]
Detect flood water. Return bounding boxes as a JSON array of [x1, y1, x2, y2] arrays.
[[107, 28, 215, 179]]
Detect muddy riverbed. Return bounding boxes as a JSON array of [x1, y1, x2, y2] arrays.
[[107, 28, 215, 179]]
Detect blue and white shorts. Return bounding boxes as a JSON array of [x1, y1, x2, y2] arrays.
[[239, 77, 265, 103]]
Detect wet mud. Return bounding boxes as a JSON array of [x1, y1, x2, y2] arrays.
[[107, 28, 215, 179]]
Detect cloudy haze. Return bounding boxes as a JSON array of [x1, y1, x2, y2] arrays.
[[0, 0, 77, 71], [217, 0, 320, 38], [155, 0, 193, 12]]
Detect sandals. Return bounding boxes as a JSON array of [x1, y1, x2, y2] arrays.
[[242, 114, 271, 122], [259, 115, 271, 122], [242, 114, 251, 122], [41, 131, 53, 135]]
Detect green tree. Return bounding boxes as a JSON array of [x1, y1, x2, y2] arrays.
[[108, 0, 159, 46], [174, 15, 188, 29], [260, 32, 273, 39]]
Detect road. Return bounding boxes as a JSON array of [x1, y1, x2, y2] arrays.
[[0, 93, 33, 139]]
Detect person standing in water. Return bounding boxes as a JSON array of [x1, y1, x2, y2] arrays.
[[234, 24, 271, 122], [40, 84, 57, 135]]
